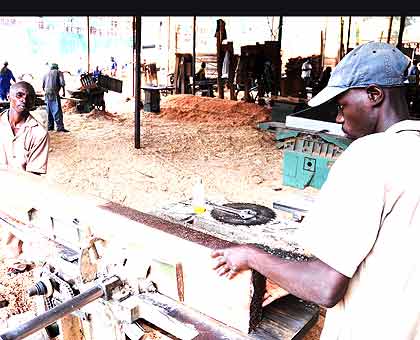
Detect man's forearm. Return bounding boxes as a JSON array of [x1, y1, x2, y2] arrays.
[[246, 246, 349, 307]]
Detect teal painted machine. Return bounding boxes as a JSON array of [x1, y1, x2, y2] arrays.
[[276, 130, 353, 189]]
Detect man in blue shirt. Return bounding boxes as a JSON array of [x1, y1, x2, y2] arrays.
[[0, 61, 16, 101], [92, 66, 102, 80], [110, 57, 117, 77]]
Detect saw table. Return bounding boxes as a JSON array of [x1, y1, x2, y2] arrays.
[[0, 170, 319, 340]]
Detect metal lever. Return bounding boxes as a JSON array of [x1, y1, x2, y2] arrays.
[[0, 285, 104, 340], [210, 204, 257, 220], [272, 202, 307, 222]]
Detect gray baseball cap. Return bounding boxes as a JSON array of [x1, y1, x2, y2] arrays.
[[308, 41, 411, 107]]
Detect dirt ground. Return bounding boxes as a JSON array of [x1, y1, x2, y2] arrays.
[[0, 93, 324, 339]]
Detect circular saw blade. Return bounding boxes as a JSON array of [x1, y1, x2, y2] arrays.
[[210, 202, 276, 226]]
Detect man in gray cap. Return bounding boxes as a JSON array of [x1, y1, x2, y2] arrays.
[[42, 63, 69, 132], [211, 42, 419, 340]]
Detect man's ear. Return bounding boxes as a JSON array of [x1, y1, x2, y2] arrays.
[[365, 85, 384, 106]]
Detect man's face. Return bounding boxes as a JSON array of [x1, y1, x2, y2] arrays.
[[8, 86, 35, 114], [335, 88, 377, 140]]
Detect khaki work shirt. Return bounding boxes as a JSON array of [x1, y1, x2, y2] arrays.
[[298, 120, 420, 340], [0, 110, 49, 174]]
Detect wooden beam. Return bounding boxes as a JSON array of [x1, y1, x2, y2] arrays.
[[0, 170, 267, 334]]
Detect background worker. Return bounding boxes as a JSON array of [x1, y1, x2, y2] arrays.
[[195, 62, 207, 81], [0, 81, 50, 273], [301, 58, 312, 88], [407, 61, 420, 84], [92, 66, 102, 80], [42, 63, 69, 132], [211, 42, 419, 340], [0, 61, 16, 101], [110, 56, 118, 77]]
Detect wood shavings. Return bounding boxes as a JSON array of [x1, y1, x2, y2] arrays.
[[0, 261, 35, 319], [159, 94, 271, 127], [86, 109, 127, 122]]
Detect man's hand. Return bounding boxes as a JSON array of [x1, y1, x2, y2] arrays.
[[210, 244, 253, 279]]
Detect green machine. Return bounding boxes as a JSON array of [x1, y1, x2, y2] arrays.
[[276, 129, 353, 189]]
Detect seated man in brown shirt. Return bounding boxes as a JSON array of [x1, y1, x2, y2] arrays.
[[0, 81, 50, 272]]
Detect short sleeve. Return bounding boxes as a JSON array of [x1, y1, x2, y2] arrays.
[[297, 137, 385, 278], [26, 132, 49, 174]]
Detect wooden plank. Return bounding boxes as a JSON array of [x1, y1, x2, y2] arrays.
[[0, 170, 265, 334], [285, 116, 345, 136], [60, 314, 84, 340], [148, 259, 184, 302], [271, 96, 307, 104], [97, 202, 267, 334], [130, 293, 319, 340]]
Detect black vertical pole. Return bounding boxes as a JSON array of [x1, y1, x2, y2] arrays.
[[397, 16, 406, 51], [87, 16, 90, 73], [132, 16, 135, 97], [134, 16, 142, 149], [278, 16, 283, 96], [346, 16, 351, 53], [339, 16, 344, 60], [278, 16, 283, 44], [387, 16, 393, 44], [192, 16, 196, 95]]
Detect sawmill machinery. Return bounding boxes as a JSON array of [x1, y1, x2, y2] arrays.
[[259, 99, 353, 190], [66, 73, 123, 113], [0, 170, 319, 340]]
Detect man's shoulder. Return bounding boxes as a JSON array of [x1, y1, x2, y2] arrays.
[[27, 114, 48, 138], [344, 122, 420, 158], [386, 119, 420, 134], [337, 132, 389, 164]]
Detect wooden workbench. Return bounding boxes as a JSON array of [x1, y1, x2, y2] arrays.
[[138, 292, 319, 340]]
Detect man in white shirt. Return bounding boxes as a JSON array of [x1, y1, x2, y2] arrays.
[[211, 42, 420, 340], [301, 58, 312, 87], [0, 81, 50, 273]]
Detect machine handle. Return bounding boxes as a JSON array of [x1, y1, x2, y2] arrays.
[[0, 285, 104, 340]]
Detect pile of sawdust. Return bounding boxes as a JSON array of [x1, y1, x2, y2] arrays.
[[0, 261, 35, 319], [159, 95, 271, 127], [86, 109, 127, 122], [62, 99, 78, 114]]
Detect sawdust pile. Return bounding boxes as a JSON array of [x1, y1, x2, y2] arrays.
[[159, 95, 271, 126], [86, 109, 127, 122], [0, 262, 35, 319], [62, 99, 77, 113]]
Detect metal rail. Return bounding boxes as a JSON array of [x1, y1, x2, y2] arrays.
[[0, 285, 104, 340]]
